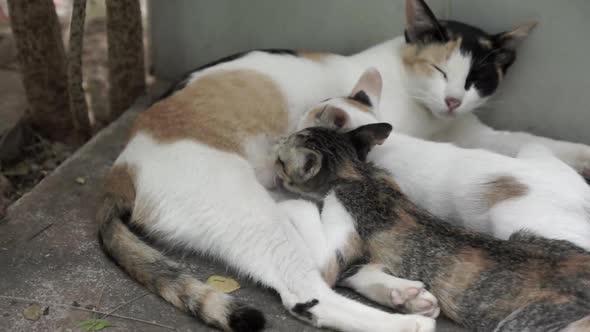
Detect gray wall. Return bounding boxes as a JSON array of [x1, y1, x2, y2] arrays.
[[149, 0, 590, 144]]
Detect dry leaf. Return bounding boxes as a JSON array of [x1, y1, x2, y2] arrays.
[[206, 276, 240, 293], [23, 303, 42, 321]]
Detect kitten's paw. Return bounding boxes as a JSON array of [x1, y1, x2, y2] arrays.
[[398, 315, 436, 332], [392, 286, 440, 318]]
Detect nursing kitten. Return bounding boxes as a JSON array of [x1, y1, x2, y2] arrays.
[[275, 124, 590, 332], [97, 0, 589, 331], [299, 68, 590, 250]]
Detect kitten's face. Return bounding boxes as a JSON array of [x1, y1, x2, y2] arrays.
[[403, 0, 536, 118], [274, 124, 392, 200]]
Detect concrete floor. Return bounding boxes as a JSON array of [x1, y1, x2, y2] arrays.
[[0, 97, 469, 332]]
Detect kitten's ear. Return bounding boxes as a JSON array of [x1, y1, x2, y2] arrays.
[[316, 105, 350, 130], [346, 123, 393, 161], [350, 67, 382, 109], [294, 149, 323, 182], [405, 0, 447, 43], [493, 21, 538, 50]]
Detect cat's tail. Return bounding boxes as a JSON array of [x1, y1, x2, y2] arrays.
[[97, 192, 265, 332]]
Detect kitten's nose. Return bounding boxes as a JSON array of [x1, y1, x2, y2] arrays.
[[445, 97, 462, 112]]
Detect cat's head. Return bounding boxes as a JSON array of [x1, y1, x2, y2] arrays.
[[275, 122, 392, 200], [297, 67, 383, 132], [403, 0, 537, 118]]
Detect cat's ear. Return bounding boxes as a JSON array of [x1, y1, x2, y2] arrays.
[[294, 149, 323, 182], [405, 0, 447, 43], [316, 105, 351, 130], [350, 67, 382, 109], [493, 21, 538, 50], [346, 123, 393, 161]]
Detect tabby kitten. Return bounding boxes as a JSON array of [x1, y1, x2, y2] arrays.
[[275, 124, 590, 332]]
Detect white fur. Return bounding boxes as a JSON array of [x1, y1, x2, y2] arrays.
[[116, 133, 435, 332], [302, 97, 590, 250]]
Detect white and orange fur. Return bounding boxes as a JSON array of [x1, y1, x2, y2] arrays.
[[98, 0, 590, 331], [298, 67, 590, 250]]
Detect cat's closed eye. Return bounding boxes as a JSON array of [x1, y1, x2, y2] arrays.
[[431, 64, 447, 80]]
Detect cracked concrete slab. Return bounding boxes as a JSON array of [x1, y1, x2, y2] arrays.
[[0, 96, 468, 332]]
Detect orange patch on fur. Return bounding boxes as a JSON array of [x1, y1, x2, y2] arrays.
[[104, 164, 136, 204], [131, 69, 288, 155], [367, 208, 418, 272], [402, 39, 460, 75], [484, 175, 529, 207], [432, 248, 494, 321], [337, 161, 363, 180], [299, 51, 333, 62], [321, 232, 364, 286]]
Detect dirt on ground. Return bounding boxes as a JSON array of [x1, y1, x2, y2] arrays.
[[0, 0, 149, 219]]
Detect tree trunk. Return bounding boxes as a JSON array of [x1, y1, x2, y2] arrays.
[[106, 0, 146, 118], [67, 0, 92, 140], [7, 0, 74, 142]]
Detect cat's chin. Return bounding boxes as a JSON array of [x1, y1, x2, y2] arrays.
[[429, 109, 459, 120]]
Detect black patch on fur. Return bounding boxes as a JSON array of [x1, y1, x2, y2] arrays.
[[443, 20, 513, 97], [154, 49, 297, 103], [315, 200, 324, 213], [348, 90, 372, 107], [292, 299, 319, 320], [228, 303, 266, 332]]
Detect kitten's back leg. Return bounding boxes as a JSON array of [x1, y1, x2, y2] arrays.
[[280, 198, 439, 318], [339, 264, 440, 318]]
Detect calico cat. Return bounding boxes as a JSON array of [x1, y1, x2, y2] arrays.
[[97, 0, 589, 331], [298, 68, 590, 250], [274, 124, 590, 332]]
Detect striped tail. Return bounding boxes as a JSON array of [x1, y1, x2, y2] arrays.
[[97, 193, 265, 332]]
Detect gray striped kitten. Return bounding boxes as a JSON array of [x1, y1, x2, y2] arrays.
[[274, 124, 590, 332]]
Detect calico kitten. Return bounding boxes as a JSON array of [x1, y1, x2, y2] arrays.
[[275, 124, 590, 332], [298, 68, 590, 250]]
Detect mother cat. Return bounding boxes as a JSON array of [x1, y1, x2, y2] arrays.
[[97, 0, 590, 331]]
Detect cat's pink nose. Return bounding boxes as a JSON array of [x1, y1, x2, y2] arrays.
[[445, 97, 462, 112]]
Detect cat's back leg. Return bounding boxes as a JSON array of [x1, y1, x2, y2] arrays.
[[119, 134, 434, 332]]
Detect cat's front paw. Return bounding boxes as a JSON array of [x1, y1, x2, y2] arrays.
[[392, 285, 440, 318]]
